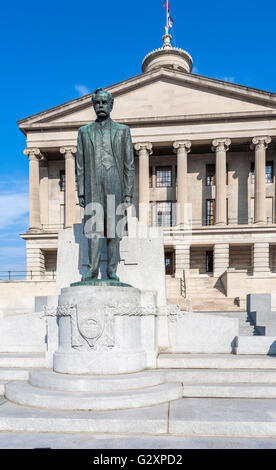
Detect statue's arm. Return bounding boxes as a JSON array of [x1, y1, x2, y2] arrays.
[[123, 127, 135, 202], [76, 129, 85, 208]]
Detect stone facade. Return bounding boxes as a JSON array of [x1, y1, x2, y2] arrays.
[[13, 35, 276, 309]]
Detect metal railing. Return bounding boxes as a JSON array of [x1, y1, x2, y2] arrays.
[[163, 217, 276, 228], [0, 271, 56, 281], [180, 269, 186, 298]]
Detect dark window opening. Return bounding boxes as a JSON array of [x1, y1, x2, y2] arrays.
[[165, 251, 174, 275], [206, 164, 215, 186], [206, 250, 214, 273]]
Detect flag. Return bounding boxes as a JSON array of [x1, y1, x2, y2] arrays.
[[168, 16, 174, 28], [163, 1, 174, 28]]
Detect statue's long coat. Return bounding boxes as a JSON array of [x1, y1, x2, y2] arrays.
[[76, 119, 135, 208]]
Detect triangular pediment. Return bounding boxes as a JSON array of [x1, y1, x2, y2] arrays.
[[18, 68, 276, 131]]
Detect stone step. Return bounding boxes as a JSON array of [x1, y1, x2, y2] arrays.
[[29, 369, 166, 392], [192, 304, 245, 312], [0, 354, 45, 369], [163, 368, 276, 384], [199, 311, 248, 318], [158, 353, 276, 369], [235, 337, 276, 355], [181, 383, 276, 398], [2, 397, 276, 437], [169, 398, 276, 437], [5, 381, 183, 411], [0, 368, 30, 381], [0, 401, 169, 434]]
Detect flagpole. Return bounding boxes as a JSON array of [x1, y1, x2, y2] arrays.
[[166, 0, 169, 30]]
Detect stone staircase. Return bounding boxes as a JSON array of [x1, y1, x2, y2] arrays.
[[166, 275, 245, 312], [2, 352, 276, 436], [158, 354, 276, 399]]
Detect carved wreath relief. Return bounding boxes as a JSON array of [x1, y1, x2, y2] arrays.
[[44, 304, 115, 351]]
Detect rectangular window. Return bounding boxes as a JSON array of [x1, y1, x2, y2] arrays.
[[59, 170, 65, 191], [156, 166, 172, 188], [206, 199, 215, 226], [149, 167, 153, 188], [60, 170, 78, 191], [156, 201, 173, 227], [266, 161, 273, 183], [251, 161, 273, 183], [206, 164, 216, 186], [251, 162, 255, 184]]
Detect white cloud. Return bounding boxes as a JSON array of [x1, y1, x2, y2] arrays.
[[0, 192, 29, 230], [75, 84, 91, 96], [219, 76, 236, 83]]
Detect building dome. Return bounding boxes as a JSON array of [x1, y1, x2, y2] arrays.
[[142, 29, 193, 74]]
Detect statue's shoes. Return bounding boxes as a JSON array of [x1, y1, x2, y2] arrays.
[[107, 271, 120, 282], [82, 270, 99, 281]]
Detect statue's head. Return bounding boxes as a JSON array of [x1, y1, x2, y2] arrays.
[[92, 88, 114, 119]]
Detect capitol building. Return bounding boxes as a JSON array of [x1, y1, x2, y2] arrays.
[[11, 30, 276, 314]]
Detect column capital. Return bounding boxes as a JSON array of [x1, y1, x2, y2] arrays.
[[134, 142, 153, 155], [211, 138, 231, 152], [23, 148, 42, 161], [251, 136, 271, 150], [60, 146, 77, 159], [173, 140, 191, 154]]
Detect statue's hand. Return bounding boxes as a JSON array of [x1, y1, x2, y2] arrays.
[[79, 196, 85, 208], [123, 196, 132, 208]]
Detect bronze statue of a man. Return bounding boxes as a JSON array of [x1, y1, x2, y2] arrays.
[[76, 88, 135, 281]]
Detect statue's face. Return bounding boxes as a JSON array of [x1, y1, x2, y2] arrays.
[[93, 93, 113, 119]]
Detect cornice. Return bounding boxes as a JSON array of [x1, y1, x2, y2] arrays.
[[18, 110, 276, 135], [17, 67, 276, 133]]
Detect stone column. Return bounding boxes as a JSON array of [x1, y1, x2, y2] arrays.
[[212, 139, 231, 226], [214, 243, 229, 277], [253, 242, 270, 275], [251, 136, 271, 225], [173, 140, 191, 226], [60, 147, 77, 228], [40, 160, 49, 227], [24, 148, 42, 231], [135, 142, 152, 224]]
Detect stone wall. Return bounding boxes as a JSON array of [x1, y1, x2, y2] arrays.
[[229, 245, 252, 270], [0, 281, 56, 317]]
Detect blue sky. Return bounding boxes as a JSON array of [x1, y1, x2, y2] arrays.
[[0, 0, 275, 273]]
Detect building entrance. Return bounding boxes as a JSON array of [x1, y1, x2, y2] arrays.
[[165, 251, 174, 275], [206, 250, 214, 273]]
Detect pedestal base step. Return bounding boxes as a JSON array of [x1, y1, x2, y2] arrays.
[[5, 380, 182, 411], [29, 369, 166, 392]]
